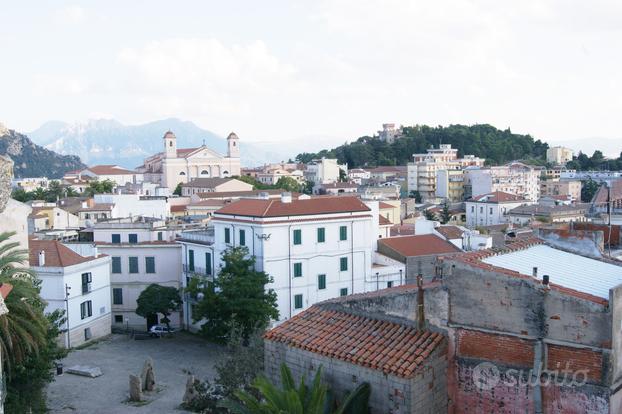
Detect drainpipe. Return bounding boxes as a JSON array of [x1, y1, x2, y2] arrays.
[[416, 274, 424, 330], [288, 224, 292, 319], [350, 220, 354, 293]]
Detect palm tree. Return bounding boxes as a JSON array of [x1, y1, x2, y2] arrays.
[[222, 363, 370, 414], [0, 232, 48, 376]]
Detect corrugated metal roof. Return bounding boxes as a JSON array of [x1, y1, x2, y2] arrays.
[[482, 244, 622, 299]]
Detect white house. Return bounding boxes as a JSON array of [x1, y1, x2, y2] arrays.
[[465, 191, 531, 227], [210, 194, 402, 321], [93, 193, 169, 220], [347, 168, 371, 185], [465, 162, 541, 202], [29, 239, 111, 348], [71, 165, 143, 187], [91, 218, 182, 330], [304, 158, 345, 185]]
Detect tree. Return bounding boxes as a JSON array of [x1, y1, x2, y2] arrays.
[[409, 190, 422, 203], [581, 179, 601, 203], [303, 180, 314, 195], [222, 363, 371, 414], [186, 247, 279, 341], [275, 176, 301, 193], [83, 179, 115, 196], [135, 284, 182, 331], [0, 232, 67, 412], [173, 182, 183, 196], [440, 200, 452, 224], [11, 187, 29, 202], [338, 168, 347, 182], [423, 209, 437, 221]]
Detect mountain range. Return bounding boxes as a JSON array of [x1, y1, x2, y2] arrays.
[[28, 118, 295, 169], [0, 123, 85, 178]]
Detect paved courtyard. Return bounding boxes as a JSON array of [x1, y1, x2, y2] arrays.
[[47, 333, 224, 413]]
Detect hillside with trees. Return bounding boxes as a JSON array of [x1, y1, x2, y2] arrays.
[[296, 124, 550, 167]]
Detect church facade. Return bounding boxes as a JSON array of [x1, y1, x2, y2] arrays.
[[137, 131, 241, 191]]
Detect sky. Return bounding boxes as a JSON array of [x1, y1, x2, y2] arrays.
[[1, 1, 622, 154]]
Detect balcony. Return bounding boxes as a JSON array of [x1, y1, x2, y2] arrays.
[[183, 264, 213, 278]]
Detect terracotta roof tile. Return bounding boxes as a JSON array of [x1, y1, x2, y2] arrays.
[[379, 202, 395, 209], [265, 306, 445, 378], [378, 234, 462, 257], [379, 215, 392, 226], [86, 165, 137, 175], [436, 225, 464, 240], [215, 196, 370, 218], [472, 191, 526, 203], [29, 239, 100, 267]]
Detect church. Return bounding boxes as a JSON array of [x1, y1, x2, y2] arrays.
[[137, 131, 241, 191]]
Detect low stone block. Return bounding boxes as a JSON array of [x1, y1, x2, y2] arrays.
[[66, 365, 103, 378]]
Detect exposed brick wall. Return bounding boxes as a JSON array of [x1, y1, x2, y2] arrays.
[[542, 383, 609, 413], [574, 222, 621, 246], [456, 329, 534, 368], [546, 344, 603, 383]]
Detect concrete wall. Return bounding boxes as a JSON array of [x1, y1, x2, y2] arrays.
[[264, 339, 448, 414]]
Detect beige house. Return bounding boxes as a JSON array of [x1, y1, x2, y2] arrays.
[[180, 178, 252, 196], [540, 179, 581, 201], [546, 146, 574, 165], [138, 131, 241, 191]]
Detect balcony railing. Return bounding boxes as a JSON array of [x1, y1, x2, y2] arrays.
[[183, 264, 213, 277]]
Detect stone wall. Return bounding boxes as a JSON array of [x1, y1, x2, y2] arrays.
[[67, 314, 112, 348], [0, 155, 13, 214], [264, 339, 448, 414]]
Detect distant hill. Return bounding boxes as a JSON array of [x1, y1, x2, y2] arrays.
[[0, 123, 85, 178], [28, 118, 289, 168]]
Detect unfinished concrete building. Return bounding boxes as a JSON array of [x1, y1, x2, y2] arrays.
[[264, 238, 622, 413]]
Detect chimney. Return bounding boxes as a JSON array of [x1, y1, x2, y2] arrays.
[[38, 250, 45, 267], [281, 192, 292, 203], [532, 267, 538, 278], [542, 274, 550, 286], [416, 274, 425, 329]]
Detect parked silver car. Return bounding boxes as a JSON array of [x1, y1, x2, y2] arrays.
[[149, 325, 176, 337]]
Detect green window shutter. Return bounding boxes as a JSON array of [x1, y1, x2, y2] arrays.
[[339, 226, 347, 241], [111, 234, 121, 244], [128, 234, 138, 243], [145, 257, 155, 273], [293, 263, 303, 277], [205, 252, 212, 275], [317, 227, 325, 243], [239, 229, 246, 246], [293, 229, 302, 245], [294, 294, 303, 309], [340, 288, 348, 297], [318, 274, 326, 290], [340, 257, 348, 272], [111, 257, 122, 273], [112, 288, 123, 305], [188, 249, 195, 271], [129, 257, 139, 274], [224, 227, 231, 244]]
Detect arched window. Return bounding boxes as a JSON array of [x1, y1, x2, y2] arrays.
[[200, 170, 209, 176], [222, 170, 229, 177], [233, 141, 236, 146], [169, 141, 173, 147], [179, 171, 186, 176]]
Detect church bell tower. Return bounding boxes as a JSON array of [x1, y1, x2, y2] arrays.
[[164, 131, 177, 158], [227, 132, 240, 158]]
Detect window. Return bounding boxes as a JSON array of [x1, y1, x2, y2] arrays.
[[293, 262, 303, 277], [293, 229, 302, 245], [205, 252, 212, 275], [84, 327, 92, 340], [294, 294, 303, 309], [471, 206, 474, 213], [111, 257, 122, 273], [114, 315, 123, 323], [340, 257, 348, 272], [317, 227, 325, 243], [112, 288, 123, 305], [318, 274, 326, 290], [239, 229, 246, 246], [387, 281, 393, 288], [111, 234, 121, 244], [480, 207, 484, 213], [129, 257, 139, 274], [128, 233, 138, 244], [179, 171, 186, 175], [81, 272, 92, 294], [80, 300, 92, 319], [145, 257, 156, 273], [157, 231, 163, 241], [340, 288, 348, 297], [489, 207, 493, 215], [339, 226, 348, 241], [188, 249, 195, 271], [200, 170, 209, 175], [224, 228, 231, 244]]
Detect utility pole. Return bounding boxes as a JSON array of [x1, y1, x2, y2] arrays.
[[607, 182, 612, 257], [64, 284, 71, 348]]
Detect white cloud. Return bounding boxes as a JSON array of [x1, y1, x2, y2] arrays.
[[54, 5, 87, 24]]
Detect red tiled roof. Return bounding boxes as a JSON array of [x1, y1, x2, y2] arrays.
[[29, 239, 100, 267], [177, 147, 200, 158], [170, 205, 187, 212], [436, 225, 464, 240], [195, 190, 299, 199], [471, 191, 526, 203], [86, 165, 137, 175], [378, 215, 392, 226], [369, 166, 407, 173], [592, 181, 622, 207], [379, 202, 395, 209], [264, 306, 445, 378], [215, 196, 370, 218], [378, 234, 461, 257]]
